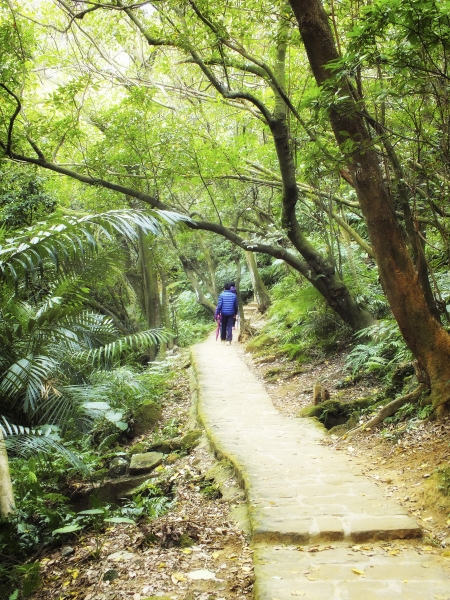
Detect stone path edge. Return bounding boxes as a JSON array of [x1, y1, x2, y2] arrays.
[[190, 348, 251, 497]]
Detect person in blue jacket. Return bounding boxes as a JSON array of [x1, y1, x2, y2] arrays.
[[215, 282, 239, 345]]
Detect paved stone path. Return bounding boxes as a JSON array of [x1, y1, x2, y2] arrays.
[[192, 334, 450, 599]]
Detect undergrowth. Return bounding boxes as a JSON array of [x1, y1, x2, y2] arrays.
[[246, 275, 352, 360]]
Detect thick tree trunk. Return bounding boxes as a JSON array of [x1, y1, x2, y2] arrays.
[[138, 227, 161, 361], [289, 0, 450, 413], [269, 15, 374, 331], [245, 251, 271, 312], [0, 428, 15, 518]]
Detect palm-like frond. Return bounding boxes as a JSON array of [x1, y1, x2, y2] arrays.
[[84, 328, 173, 365], [0, 209, 189, 284], [0, 354, 59, 412], [0, 416, 87, 470]]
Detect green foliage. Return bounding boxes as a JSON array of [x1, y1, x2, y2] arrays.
[[174, 291, 213, 347], [345, 320, 412, 376], [437, 465, 450, 497], [248, 275, 351, 359], [0, 168, 56, 228]]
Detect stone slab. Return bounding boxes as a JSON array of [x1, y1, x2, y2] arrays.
[[129, 452, 163, 475]]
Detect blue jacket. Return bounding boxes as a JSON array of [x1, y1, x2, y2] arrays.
[[216, 290, 238, 316]]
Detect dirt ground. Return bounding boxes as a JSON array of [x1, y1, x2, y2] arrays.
[[236, 339, 450, 549], [35, 363, 253, 600]]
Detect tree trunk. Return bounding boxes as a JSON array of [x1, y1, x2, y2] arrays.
[[0, 428, 15, 518], [234, 255, 248, 341], [158, 269, 173, 356], [137, 227, 161, 361], [288, 0, 450, 413], [269, 13, 374, 331], [198, 237, 218, 302], [179, 256, 216, 315], [245, 251, 271, 312]]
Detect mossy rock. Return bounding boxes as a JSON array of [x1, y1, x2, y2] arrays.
[[180, 429, 202, 450], [166, 452, 179, 464], [263, 367, 283, 382], [91, 468, 109, 481], [246, 333, 276, 353], [298, 397, 374, 429], [132, 400, 162, 437], [128, 442, 148, 455], [328, 423, 350, 437]]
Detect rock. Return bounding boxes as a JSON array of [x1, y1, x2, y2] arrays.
[[328, 423, 349, 437], [150, 439, 181, 454], [129, 452, 164, 475], [61, 546, 74, 557], [128, 442, 148, 455], [108, 457, 129, 478], [132, 400, 162, 437], [107, 550, 135, 561], [180, 429, 202, 450], [187, 569, 216, 580], [71, 474, 154, 510], [299, 397, 375, 429], [103, 569, 119, 581]]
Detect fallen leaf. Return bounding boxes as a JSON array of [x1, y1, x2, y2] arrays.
[[171, 572, 186, 583], [212, 551, 221, 558], [181, 548, 192, 554], [351, 568, 366, 576], [186, 569, 216, 580]]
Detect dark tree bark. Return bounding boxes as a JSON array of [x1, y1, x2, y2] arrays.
[[288, 0, 450, 413]]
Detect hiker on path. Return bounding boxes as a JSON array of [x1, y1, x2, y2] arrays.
[[215, 282, 239, 345]]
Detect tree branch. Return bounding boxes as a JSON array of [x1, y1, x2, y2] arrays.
[[0, 84, 21, 156]]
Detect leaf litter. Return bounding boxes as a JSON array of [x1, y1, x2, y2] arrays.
[[32, 362, 253, 600]]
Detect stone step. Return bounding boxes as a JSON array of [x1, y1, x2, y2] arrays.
[[252, 545, 450, 600]]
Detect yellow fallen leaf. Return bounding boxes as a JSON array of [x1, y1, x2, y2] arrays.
[[351, 568, 366, 576], [389, 550, 400, 556], [62, 581, 71, 587], [212, 551, 221, 559], [306, 576, 316, 581], [158, 562, 166, 568], [181, 548, 192, 554], [171, 572, 186, 584], [71, 570, 79, 580], [441, 550, 450, 558]]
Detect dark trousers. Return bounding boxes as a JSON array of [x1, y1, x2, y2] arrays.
[[220, 314, 234, 341]]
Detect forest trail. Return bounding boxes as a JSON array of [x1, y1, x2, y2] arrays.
[[192, 335, 450, 599]]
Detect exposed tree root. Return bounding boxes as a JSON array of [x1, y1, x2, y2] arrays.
[[342, 384, 426, 441]]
